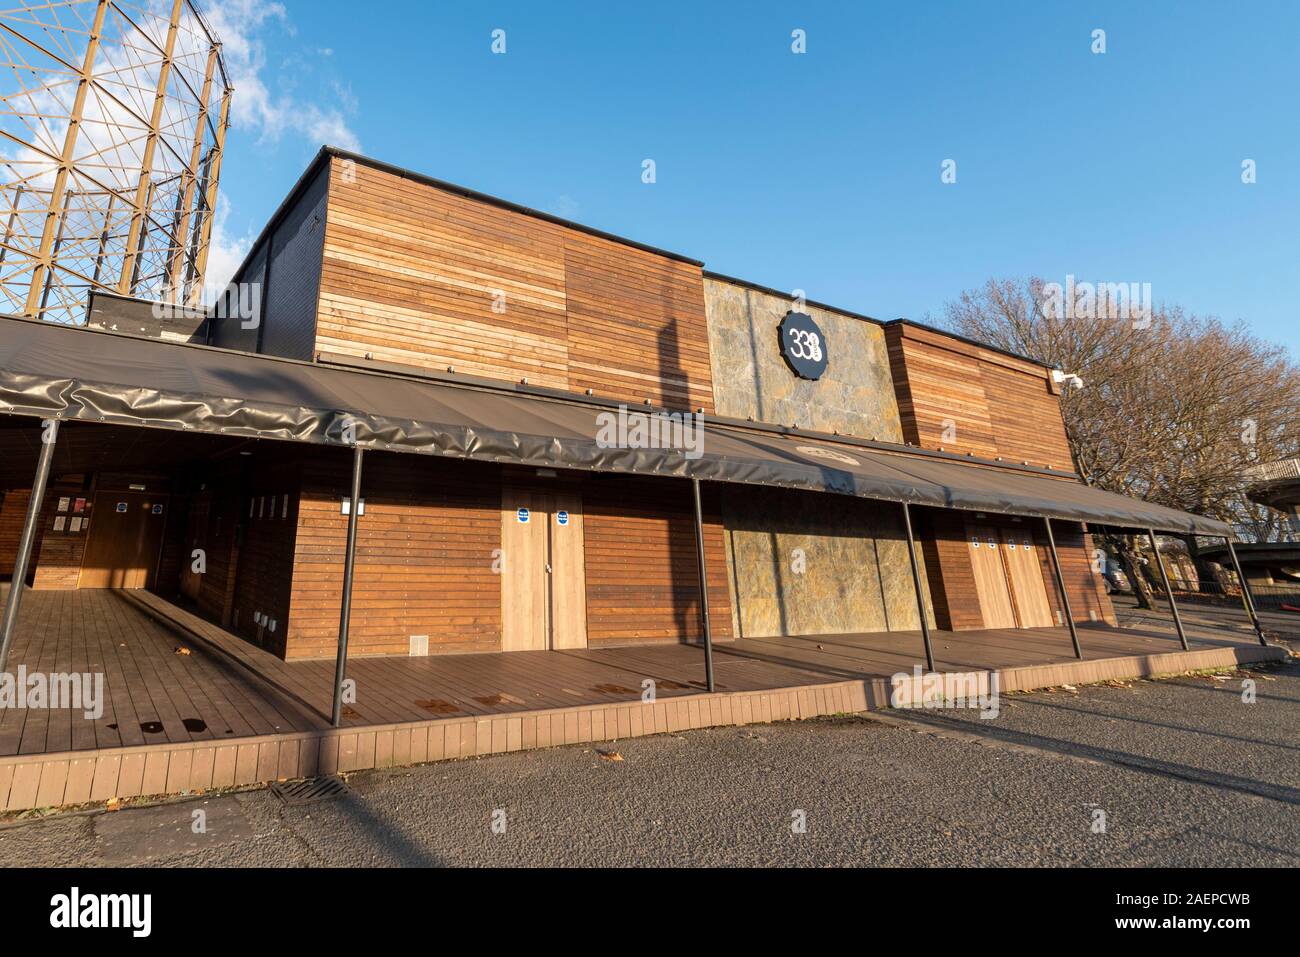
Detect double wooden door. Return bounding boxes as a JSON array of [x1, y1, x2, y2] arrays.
[[967, 523, 1054, 629], [500, 488, 588, 651], [78, 492, 168, 589]]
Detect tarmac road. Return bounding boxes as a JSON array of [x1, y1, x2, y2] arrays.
[[1, 659, 1296, 867]]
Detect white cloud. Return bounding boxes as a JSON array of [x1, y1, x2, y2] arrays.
[[196, 0, 362, 299], [204, 0, 361, 151]]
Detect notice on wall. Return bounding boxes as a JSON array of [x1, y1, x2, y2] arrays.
[[69, 517, 82, 532], [73, 498, 85, 513], [556, 510, 569, 526], [516, 507, 530, 524], [53, 516, 66, 532], [57, 497, 69, 513]]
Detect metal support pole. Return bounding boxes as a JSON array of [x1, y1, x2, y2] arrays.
[[901, 502, 935, 672], [1042, 517, 1083, 659], [0, 418, 60, 675], [330, 445, 365, 727], [1147, 528, 1189, 650], [1224, 537, 1267, 647], [691, 478, 715, 692]]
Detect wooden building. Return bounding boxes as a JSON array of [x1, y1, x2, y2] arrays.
[[0, 148, 1234, 668]]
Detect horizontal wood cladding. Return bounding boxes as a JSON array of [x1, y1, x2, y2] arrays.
[[1038, 523, 1118, 626], [285, 453, 504, 660], [914, 509, 1113, 629], [582, 475, 731, 646], [916, 508, 985, 631], [317, 158, 715, 412], [563, 236, 714, 410], [885, 324, 1073, 471], [0, 489, 30, 577]]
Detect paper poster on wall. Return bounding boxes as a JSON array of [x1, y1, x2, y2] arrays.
[[53, 516, 66, 531], [57, 497, 69, 513], [69, 517, 82, 532], [73, 498, 85, 513]]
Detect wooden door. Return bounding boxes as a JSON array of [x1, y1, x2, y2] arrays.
[[179, 493, 210, 601], [547, 492, 588, 649], [501, 487, 549, 651], [967, 523, 1016, 629], [78, 492, 167, 589], [1000, 527, 1055, 627], [500, 488, 588, 651]]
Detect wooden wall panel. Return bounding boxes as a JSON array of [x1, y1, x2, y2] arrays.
[[885, 323, 1073, 470], [582, 475, 732, 646], [184, 490, 241, 628], [914, 510, 1112, 630], [886, 333, 997, 457], [980, 363, 1073, 471], [564, 235, 714, 411], [0, 489, 30, 577], [153, 494, 189, 597], [285, 452, 503, 660], [1035, 523, 1118, 627], [916, 508, 985, 631], [318, 161, 570, 388], [316, 158, 715, 412]]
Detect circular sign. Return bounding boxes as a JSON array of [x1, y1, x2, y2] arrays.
[[516, 507, 530, 524], [796, 445, 859, 466], [778, 311, 828, 380], [556, 510, 570, 526]]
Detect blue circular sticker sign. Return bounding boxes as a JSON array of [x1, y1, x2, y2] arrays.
[[516, 507, 530, 524], [556, 510, 570, 526]]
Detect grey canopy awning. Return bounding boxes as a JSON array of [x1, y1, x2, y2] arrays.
[[0, 315, 1229, 536]]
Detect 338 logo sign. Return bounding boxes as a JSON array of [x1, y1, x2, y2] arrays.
[[778, 311, 828, 380]]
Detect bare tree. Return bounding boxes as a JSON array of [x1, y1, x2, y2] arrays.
[[944, 278, 1300, 606]]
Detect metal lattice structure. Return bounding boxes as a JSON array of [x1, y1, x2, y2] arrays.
[[0, 0, 230, 324]]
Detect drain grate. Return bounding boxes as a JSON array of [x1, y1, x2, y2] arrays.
[[270, 775, 350, 806]]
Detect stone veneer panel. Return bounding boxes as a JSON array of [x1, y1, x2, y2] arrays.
[[722, 486, 935, 638], [703, 277, 904, 442]]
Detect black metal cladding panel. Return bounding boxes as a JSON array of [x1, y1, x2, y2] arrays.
[[208, 242, 266, 352], [260, 166, 328, 361]]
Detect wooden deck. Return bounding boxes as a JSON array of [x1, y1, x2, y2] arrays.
[[0, 583, 1278, 759]]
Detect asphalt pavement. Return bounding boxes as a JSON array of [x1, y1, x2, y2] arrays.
[[1, 659, 1295, 867]]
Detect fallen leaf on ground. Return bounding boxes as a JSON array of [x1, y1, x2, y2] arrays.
[[595, 748, 624, 762], [174, 646, 191, 656]]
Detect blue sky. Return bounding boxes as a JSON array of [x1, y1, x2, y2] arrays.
[[209, 0, 1300, 356]]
